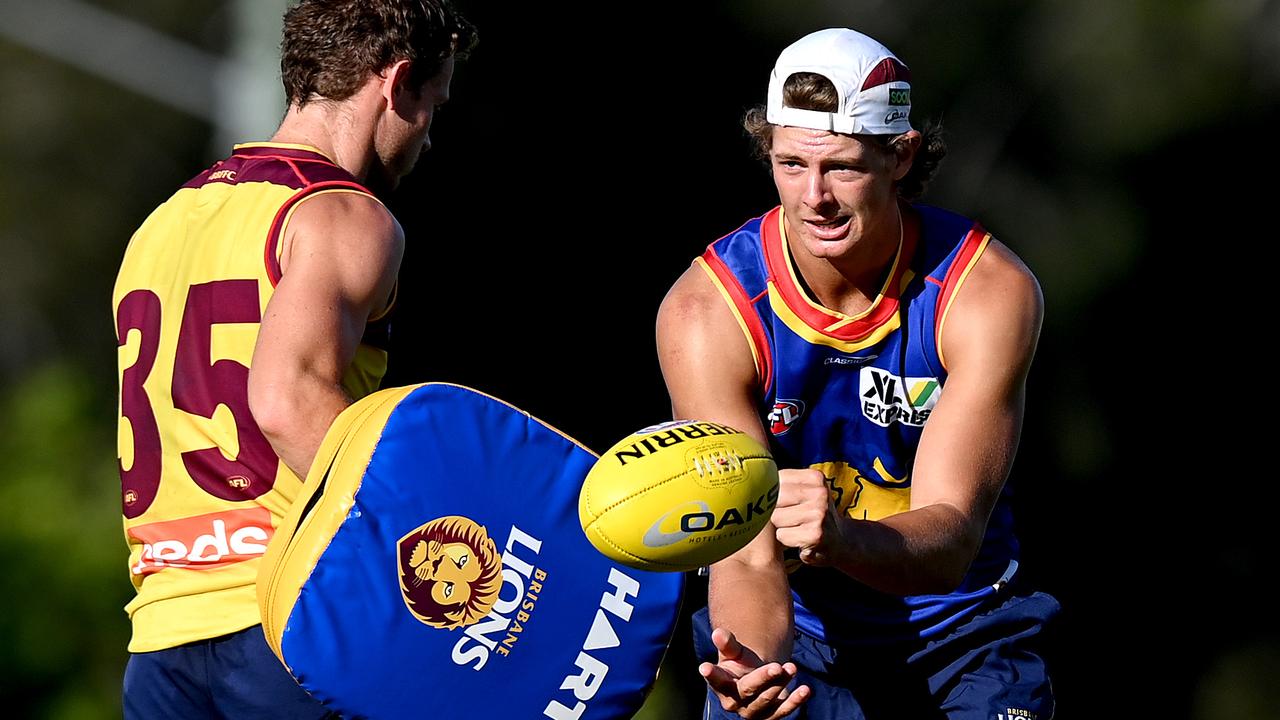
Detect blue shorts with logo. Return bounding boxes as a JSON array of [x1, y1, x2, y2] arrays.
[[694, 589, 1059, 720], [123, 625, 336, 720]]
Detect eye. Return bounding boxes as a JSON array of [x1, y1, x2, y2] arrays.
[[443, 582, 455, 599], [455, 553, 469, 569]]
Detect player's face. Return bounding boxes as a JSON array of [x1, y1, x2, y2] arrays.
[[769, 126, 908, 262], [426, 541, 482, 606], [375, 55, 455, 190]]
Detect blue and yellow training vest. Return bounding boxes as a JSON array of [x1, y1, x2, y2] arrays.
[[696, 203, 1019, 646]]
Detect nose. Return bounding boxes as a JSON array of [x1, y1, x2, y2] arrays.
[[801, 169, 833, 211]]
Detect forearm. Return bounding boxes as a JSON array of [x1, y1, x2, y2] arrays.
[[250, 371, 352, 480], [830, 503, 982, 596], [708, 552, 795, 662]]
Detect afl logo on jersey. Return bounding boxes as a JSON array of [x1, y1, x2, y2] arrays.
[[768, 400, 805, 435], [398, 516, 503, 630]]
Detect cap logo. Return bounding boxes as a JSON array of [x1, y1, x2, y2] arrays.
[[398, 515, 503, 630], [888, 88, 910, 106]]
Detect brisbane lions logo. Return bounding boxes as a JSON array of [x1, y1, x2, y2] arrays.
[[397, 516, 502, 630]]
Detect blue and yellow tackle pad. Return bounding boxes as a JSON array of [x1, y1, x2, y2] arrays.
[[258, 383, 684, 719]]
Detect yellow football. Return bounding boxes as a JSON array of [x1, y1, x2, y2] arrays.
[[579, 420, 779, 572]]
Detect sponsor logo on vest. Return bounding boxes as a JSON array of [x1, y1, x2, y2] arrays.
[[128, 507, 272, 575], [450, 525, 548, 670], [611, 421, 742, 466], [208, 169, 237, 182], [768, 399, 805, 435], [399, 516, 504, 632], [859, 367, 941, 427], [543, 568, 640, 720]]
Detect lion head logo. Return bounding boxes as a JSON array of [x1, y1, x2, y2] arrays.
[[397, 515, 502, 630]]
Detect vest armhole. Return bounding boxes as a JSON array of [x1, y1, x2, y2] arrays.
[[933, 227, 991, 372], [695, 251, 774, 397], [264, 183, 381, 288]]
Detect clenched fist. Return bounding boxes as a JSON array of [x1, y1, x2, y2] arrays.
[[771, 469, 848, 566]]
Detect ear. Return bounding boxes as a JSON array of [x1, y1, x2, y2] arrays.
[[380, 59, 415, 111], [890, 130, 922, 182]]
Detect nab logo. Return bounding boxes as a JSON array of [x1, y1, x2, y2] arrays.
[[859, 367, 941, 427], [768, 400, 805, 435], [398, 516, 503, 630]]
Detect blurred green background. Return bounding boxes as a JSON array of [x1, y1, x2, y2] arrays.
[[1, 0, 1276, 717]]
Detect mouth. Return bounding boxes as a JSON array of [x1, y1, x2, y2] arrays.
[[802, 216, 852, 240]]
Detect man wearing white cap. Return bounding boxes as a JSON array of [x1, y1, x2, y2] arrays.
[[658, 28, 1058, 719]]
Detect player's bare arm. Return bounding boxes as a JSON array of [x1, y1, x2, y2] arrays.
[[772, 238, 1043, 595], [247, 191, 404, 480], [657, 264, 811, 719]]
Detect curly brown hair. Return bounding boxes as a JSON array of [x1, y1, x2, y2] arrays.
[[743, 72, 946, 202], [281, 0, 478, 107]]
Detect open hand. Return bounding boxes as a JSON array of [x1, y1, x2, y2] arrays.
[[699, 628, 810, 719]]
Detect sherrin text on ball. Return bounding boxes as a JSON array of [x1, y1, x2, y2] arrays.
[[578, 420, 779, 572]]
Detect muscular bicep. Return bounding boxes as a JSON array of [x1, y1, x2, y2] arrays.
[[656, 263, 766, 443], [255, 191, 401, 385], [657, 263, 784, 567], [910, 239, 1043, 534], [246, 191, 403, 476]]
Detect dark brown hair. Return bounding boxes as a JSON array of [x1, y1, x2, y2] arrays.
[[744, 72, 946, 201], [281, 0, 477, 107]]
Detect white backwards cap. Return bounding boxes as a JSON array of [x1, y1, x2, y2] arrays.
[[767, 28, 913, 135]]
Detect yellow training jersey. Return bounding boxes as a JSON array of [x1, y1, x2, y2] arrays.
[[113, 142, 392, 652]]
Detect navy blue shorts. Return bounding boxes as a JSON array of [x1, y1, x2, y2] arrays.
[[694, 590, 1059, 720], [123, 625, 336, 720]]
